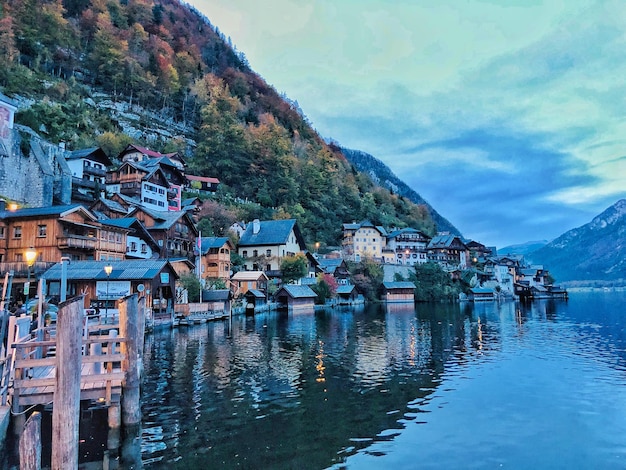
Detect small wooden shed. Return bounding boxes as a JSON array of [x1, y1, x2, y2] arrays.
[[382, 281, 415, 303], [336, 284, 359, 304], [244, 289, 267, 315], [468, 287, 495, 302], [274, 284, 317, 311]]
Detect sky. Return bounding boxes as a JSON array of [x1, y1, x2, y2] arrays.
[[190, 0, 626, 248]]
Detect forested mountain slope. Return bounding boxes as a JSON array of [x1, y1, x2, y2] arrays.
[[0, 0, 452, 245]]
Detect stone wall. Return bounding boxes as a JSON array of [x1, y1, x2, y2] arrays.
[[0, 126, 71, 207]]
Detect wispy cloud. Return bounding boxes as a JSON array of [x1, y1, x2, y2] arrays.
[[193, 0, 626, 246]]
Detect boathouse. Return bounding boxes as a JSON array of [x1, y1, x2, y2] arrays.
[[382, 281, 415, 303], [40, 259, 178, 325], [274, 284, 317, 310], [244, 289, 267, 315], [336, 284, 359, 304], [468, 287, 495, 302], [231, 271, 269, 297]]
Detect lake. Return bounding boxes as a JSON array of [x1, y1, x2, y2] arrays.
[[134, 290, 626, 469]]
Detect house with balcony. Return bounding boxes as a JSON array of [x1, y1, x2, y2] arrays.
[[119, 144, 186, 171], [101, 218, 160, 260], [65, 147, 112, 203], [199, 237, 233, 284], [130, 207, 198, 261], [342, 220, 387, 262], [106, 161, 171, 212], [385, 228, 431, 266], [237, 219, 307, 275], [426, 234, 469, 270]]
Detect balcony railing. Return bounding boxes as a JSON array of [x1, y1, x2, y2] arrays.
[[57, 235, 98, 250], [83, 165, 106, 177]]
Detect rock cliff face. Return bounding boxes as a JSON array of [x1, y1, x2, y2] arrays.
[[530, 199, 626, 283]]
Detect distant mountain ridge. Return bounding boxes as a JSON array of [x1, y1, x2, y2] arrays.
[[529, 199, 626, 283], [498, 240, 548, 257], [339, 147, 460, 235]]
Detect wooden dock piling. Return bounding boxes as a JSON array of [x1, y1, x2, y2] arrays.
[[19, 411, 41, 470], [51, 296, 83, 470], [119, 294, 142, 427]]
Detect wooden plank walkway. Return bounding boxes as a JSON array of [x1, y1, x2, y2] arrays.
[[10, 331, 127, 412]]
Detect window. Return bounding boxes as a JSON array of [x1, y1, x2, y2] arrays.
[[266, 249, 271, 257], [130, 242, 137, 251], [13, 226, 21, 239], [0, 227, 5, 239], [141, 244, 147, 253], [116, 233, 122, 243], [15, 253, 23, 262], [266, 264, 271, 271], [253, 250, 258, 257], [38, 225, 47, 237], [242, 250, 248, 258]]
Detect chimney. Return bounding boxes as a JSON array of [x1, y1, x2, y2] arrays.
[[252, 219, 260, 235]]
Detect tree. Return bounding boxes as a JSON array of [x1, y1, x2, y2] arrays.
[[179, 273, 201, 302], [280, 254, 307, 284], [348, 257, 383, 301]]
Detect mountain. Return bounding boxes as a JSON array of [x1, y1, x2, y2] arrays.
[[529, 200, 626, 284], [339, 147, 460, 236], [0, 0, 451, 246], [498, 240, 548, 257]]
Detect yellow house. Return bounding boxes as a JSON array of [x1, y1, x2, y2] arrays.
[[341, 220, 387, 262]]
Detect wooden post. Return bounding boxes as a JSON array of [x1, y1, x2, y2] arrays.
[[119, 294, 141, 427], [51, 296, 83, 470], [19, 411, 41, 470]]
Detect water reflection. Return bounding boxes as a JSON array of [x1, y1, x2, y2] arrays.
[[132, 292, 626, 469]]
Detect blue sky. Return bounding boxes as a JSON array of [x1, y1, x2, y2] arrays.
[[190, 0, 626, 248]]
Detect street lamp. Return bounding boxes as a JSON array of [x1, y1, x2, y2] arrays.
[[24, 247, 37, 308], [104, 264, 113, 321]]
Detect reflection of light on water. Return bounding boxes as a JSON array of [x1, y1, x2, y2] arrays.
[[316, 340, 326, 383]]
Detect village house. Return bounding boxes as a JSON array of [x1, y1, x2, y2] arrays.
[[65, 147, 112, 203], [119, 144, 186, 171], [385, 227, 431, 266], [237, 219, 306, 275], [426, 234, 469, 270], [185, 174, 220, 195], [106, 161, 172, 212], [100, 218, 160, 260], [198, 237, 233, 284], [342, 220, 387, 262]]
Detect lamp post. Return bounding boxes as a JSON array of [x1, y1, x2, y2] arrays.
[[104, 264, 113, 321], [24, 247, 37, 308]]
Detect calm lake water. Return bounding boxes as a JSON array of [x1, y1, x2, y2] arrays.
[[134, 290, 626, 469]]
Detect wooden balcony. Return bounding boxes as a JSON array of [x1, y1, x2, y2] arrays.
[[0, 261, 55, 278], [57, 235, 98, 250]]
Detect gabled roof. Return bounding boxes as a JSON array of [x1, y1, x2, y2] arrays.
[[246, 289, 266, 299], [41, 259, 177, 281], [342, 220, 387, 236], [0, 204, 94, 220], [66, 147, 113, 167], [186, 174, 220, 184], [276, 284, 317, 299], [336, 285, 356, 295], [231, 271, 269, 281], [386, 227, 429, 239], [202, 289, 231, 301], [239, 219, 306, 248], [138, 207, 197, 234], [382, 281, 415, 290], [200, 237, 232, 253], [427, 234, 467, 249], [93, 197, 128, 214]]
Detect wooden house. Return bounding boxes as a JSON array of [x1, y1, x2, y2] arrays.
[[230, 271, 269, 297], [199, 237, 233, 283], [40, 259, 179, 325], [382, 281, 415, 303], [185, 174, 220, 194], [119, 144, 186, 171], [100, 218, 160, 260], [317, 257, 351, 283], [468, 287, 495, 302], [336, 284, 359, 304], [237, 219, 306, 274], [131, 207, 198, 261], [426, 234, 469, 269], [274, 284, 317, 310], [244, 289, 267, 315]]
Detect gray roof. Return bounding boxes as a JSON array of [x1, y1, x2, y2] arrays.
[[342, 220, 387, 236], [383, 281, 415, 290], [96, 197, 128, 214], [200, 237, 231, 253], [246, 289, 266, 299], [277, 284, 317, 298], [41, 259, 176, 281], [470, 287, 494, 294], [101, 217, 136, 229], [0, 204, 88, 219], [202, 289, 231, 301], [66, 147, 112, 166], [336, 285, 356, 294], [386, 227, 429, 239], [239, 219, 302, 247], [427, 234, 466, 249]]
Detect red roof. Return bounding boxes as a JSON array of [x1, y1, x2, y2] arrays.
[[186, 174, 220, 184]]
